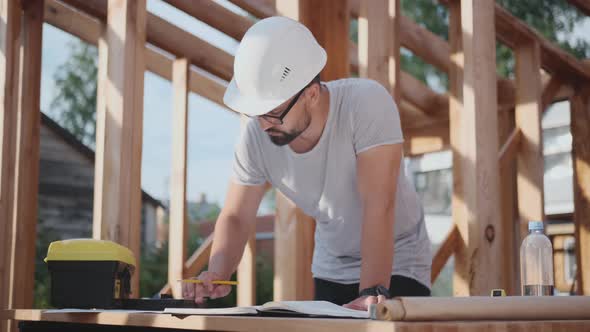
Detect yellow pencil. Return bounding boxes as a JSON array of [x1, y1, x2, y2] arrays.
[[179, 279, 238, 286]]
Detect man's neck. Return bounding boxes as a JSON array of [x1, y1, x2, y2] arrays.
[[289, 84, 330, 154]]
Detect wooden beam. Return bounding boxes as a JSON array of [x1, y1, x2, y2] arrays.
[[404, 122, 450, 157], [273, 193, 315, 301], [400, 72, 448, 117], [497, 107, 519, 296], [515, 41, 545, 247], [168, 58, 189, 299], [453, 0, 504, 295], [162, 0, 253, 41], [10, 0, 44, 313], [93, 0, 147, 297], [44, 0, 229, 109], [571, 87, 590, 295], [358, 0, 401, 102], [431, 225, 459, 283], [237, 233, 256, 306], [567, 0, 590, 16], [60, 0, 234, 81], [541, 76, 563, 112], [494, 4, 590, 84], [448, 0, 467, 297], [498, 127, 522, 171], [0, 2, 21, 332], [227, 0, 275, 19]]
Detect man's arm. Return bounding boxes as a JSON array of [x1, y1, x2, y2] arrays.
[[357, 143, 403, 291], [208, 181, 268, 279]]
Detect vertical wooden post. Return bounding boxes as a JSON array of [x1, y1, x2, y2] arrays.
[[93, 0, 147, 297], [0, 2, 21, 332], [515, 41, 545, 244], [448, 0, 467, 296], [273, 0, 348, 301], [571, 87, 590, 295], [9, 0, 44, 312], [358, 0, 401, 102], [168, 58, 189, 299], [237, 233, 256, 306], [452, 0, 504, 295]]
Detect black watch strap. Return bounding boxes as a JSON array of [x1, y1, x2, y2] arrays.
[[359, 285, 391, 299]]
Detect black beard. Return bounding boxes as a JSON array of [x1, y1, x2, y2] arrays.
[[268, 130, 299, 146]]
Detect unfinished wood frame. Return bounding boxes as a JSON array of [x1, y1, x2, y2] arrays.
[[93, 0, 147, 297], [358, 0, 401, 102], [168, 58, 189, 299], [451, 0, 505, 295], [515, 41, 545, 245], [571, 88, 590, 295], [237, 234, 256, 306]]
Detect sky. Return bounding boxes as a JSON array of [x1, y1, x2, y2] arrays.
[[39, 0, 590, 211]]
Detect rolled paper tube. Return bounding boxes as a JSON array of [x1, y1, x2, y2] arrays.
[[373, 296, 590, 321]]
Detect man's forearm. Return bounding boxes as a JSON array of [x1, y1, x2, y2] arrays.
[[359, 203, 395, 291], [208, 213, 253, 279]]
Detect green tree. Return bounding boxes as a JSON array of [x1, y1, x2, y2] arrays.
[[50, 40, 98, 147]]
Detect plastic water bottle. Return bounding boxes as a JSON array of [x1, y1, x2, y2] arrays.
[[520, 221, 554, 296]]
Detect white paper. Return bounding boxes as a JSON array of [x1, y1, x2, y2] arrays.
[[163, 306, 261, 316], [260, 301, 369, 319]]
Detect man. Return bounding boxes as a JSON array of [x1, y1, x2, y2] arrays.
[[183, 16, 431, 311]]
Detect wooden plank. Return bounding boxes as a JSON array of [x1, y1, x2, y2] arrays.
[[453, 0, 504, 295], [431, 225, 459, 283], [571, 87, 590, 295], [5, 309, 590, 331], [567, 0, 590, 16], [448, 0, 467, 297], [227, 0, 275, 19], [162, 0, 253, 41], [497, 108, 518, 296], [498, 127, 522, 172], [494, 4, 590, 83], [541, 76, 563, 112], [273, 193, 315, 301], [0, 2, 20, 332], [168, 58, 189, 299], [515, 41, 545, 246], [237, 233, 256, 306], [43, 0, 230, 109], [400, 72, 448, 117], [60, 0, 234, 81], [358, 0, 401, 102], [9, 0, 44, 316], [404, 122, 450, 157], [92, 0, 147, 298]]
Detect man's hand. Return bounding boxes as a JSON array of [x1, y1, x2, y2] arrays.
[[342, 295, 388, 311], [182, 271, 232, 304]]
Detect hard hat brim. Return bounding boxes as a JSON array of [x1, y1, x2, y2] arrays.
[[223, 78, 287, 117]]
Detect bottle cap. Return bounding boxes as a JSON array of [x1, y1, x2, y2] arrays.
[[528, 221, 544, 231]]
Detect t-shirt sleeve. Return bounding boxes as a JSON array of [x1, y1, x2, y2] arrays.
[[231, 120, 267, 186], [351, 80, 404, 154]]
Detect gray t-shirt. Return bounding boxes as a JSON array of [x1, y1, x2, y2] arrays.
[[232, 78, 431, 288]]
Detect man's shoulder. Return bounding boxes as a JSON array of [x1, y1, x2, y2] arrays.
[[326, 77, 384, 93]]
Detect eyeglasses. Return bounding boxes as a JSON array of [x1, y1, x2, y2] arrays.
[[257, 87, 306, 125]]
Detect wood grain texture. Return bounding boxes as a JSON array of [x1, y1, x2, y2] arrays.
[[168, 58, 189, 299], [92, 0, 147, 297], [571, 88, 590, 295], [515, 41, 545, 245], [3, 309, 590, 332], [9, 0, 44, 317], [454, 0, 504, 295], [0, 2, 21, 332], [237, 233, 256, 306]]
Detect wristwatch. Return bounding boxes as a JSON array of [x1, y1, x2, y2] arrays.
[[359, 285, 391, 299]]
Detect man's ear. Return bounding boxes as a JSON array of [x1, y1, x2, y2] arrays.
[[305, 83, 321, 107]]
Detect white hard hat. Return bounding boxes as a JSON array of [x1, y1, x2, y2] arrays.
[[223, 16, 327, 116]]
